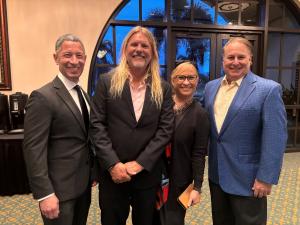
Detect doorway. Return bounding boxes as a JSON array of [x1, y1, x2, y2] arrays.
[[169, 31, 261, 102]]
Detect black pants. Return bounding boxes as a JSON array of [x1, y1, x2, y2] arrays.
[[42, 186, 91, 225], [164, 183, 189, 225], [209, 180, 267, 225], [152, 182, 190, 225], [99, 179, 157, 225]]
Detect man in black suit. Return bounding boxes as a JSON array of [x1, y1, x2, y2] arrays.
[[23, 34, 92, 225], [90, 26, 174, 225]]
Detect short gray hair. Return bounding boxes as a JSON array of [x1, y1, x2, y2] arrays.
[[55, 34, 85, 53]]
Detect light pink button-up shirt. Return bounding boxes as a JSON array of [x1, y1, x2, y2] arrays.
[[128, 75, 147, 122]]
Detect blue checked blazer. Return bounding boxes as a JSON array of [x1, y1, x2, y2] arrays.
[[204, 71, 287, 196]]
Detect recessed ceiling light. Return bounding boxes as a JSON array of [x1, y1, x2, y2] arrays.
[[218, 3, 250, 12]]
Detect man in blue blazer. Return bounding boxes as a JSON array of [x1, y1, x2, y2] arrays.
[[204, 37, 287, 225]]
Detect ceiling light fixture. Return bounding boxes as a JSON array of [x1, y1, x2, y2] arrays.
[[218, 2, 250, 12]]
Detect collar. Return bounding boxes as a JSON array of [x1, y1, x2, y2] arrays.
[[58, 72, 80, 91], [128, 73, 150, 86], [221, 74, 245, 87]]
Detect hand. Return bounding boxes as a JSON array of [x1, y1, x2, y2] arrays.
[[125, 161, 143, 176], [39, 194, 59, 219], [109, 162, 131, 183], [187, 190, 201, 208], [252, 179, 272, 198]]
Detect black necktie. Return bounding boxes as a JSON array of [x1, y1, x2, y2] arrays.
[[74, 85, 89, 133]]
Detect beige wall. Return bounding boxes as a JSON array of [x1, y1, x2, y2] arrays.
[[3, 0, 300, 95], [4, 0, 122, 95]]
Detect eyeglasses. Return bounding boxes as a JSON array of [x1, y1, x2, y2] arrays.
[[176, 75, 198, 82]]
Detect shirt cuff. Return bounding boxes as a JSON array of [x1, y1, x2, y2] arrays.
[[37, 193, 55, 202], [193, 185, 202, 193]]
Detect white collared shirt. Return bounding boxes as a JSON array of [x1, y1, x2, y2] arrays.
[[214, 75, 244, 133], [58, 73, 90, 114]]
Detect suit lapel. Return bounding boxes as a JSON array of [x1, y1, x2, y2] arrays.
[[122, 78, 153, 125], [138, 84, 151, 124], [219, 72, 257, 136], [82, 90, 91, 105], [209, 79, 222, 137], [123, 81, 137, 122], [52, 76, 87, 134]]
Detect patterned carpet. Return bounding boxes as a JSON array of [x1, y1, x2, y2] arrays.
[[1, 153, 299, 225]]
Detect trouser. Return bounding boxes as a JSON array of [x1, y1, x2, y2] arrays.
[[163, 183, 190, 225], [42, 186, 91, 225], [99, 179, 158, 225], [209, 180, 267, 225]]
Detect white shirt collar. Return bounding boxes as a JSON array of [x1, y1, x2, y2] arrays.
[[57, 72, 81, 91], [222, 74, 244, 86]]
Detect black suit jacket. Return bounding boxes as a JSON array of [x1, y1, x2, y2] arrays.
[[169, 100, 210, 190], [23, 76, 91, 201], [90, 72, 174, 188]]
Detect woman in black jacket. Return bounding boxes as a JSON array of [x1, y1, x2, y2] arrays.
[[164, 61, 210, 225]]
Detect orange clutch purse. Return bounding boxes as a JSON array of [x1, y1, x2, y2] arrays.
[[177, 183, 194, 209]]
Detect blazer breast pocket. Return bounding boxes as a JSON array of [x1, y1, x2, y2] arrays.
[[243, 106, 260, 116]]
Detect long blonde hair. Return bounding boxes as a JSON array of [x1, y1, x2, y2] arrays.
[[110, 26, 163, 108]]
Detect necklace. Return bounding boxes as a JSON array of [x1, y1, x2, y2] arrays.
[[173, 98, 193, 115]]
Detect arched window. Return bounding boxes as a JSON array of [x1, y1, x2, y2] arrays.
[[89, 0, 300, 150]]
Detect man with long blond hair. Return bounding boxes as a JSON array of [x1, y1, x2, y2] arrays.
[[90, 26, 174, 225]]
